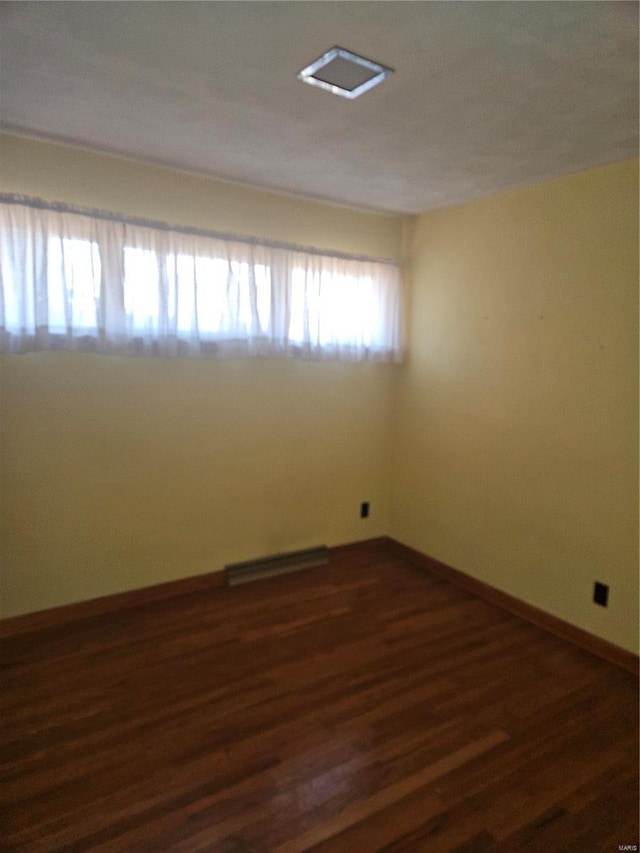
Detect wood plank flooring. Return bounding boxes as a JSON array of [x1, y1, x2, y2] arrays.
[[1, 543, 638, 852]]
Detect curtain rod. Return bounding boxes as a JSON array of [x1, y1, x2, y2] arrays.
[[0, 193, 399, 268]]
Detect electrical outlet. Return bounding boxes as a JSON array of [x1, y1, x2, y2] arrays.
[[593, 582, 609, 607], [360, 502, 370, 519]]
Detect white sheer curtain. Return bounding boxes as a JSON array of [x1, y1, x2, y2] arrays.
[[0, 200, 402, 361]]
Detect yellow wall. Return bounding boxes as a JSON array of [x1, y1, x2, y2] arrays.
[[0, 134, 400, 617], [1, 135, 638, 658], [392, 160, 639, 653], [0, 134, 401, 258]]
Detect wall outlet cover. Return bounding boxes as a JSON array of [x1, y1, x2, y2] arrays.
[[593, 581, 609, 607]]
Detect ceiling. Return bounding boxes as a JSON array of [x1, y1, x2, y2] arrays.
[[1, 1, 638, 214]]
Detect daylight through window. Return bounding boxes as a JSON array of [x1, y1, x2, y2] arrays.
[[0, 199, 402, 361]]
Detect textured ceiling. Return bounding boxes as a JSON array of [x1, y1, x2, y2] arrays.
[[0, 1, 638, 214]]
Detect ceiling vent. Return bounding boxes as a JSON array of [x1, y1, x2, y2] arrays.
[[298, 46, 394, 99]]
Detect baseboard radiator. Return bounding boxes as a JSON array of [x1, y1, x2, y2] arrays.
[[225, 545, 329, 586]]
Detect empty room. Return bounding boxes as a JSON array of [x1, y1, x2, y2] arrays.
[[0, 2, 638, 851]]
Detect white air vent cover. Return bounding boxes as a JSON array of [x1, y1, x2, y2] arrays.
[[298, 46, 394, 99]]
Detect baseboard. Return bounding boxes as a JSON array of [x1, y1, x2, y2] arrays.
[[386, 538, 639, 677], [0, 538, 390, 639], [0, 569, 228, 640], [330, 536, 391, 556]]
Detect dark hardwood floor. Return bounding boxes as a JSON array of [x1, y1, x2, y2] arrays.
[[1, 543, 638, 852]]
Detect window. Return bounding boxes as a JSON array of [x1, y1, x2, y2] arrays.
[[0, 198, 402, 361], [289, 267, 384, 350]]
